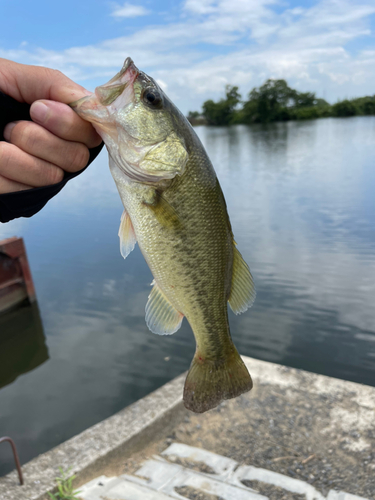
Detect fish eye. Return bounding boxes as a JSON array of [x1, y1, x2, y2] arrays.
[[143, 88, 163, 108]]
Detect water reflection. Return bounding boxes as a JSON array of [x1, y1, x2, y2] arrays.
[[0, 117, 374, 476], [0, 302, 47, 390]]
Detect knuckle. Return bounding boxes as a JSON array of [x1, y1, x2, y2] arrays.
[[0, 142, 12, 170], [62, 118, 76, 138], [46, 68, 65, 81], [16, 122, 40, 150], [70, 144, 90, 170], [47, 165, 64, 185]]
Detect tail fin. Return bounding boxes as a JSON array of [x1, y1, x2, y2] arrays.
[[183, 350, 253, 413]]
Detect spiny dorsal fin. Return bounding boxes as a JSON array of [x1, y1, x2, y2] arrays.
[[118, 209, 137, 259], [145, 281, 184, 335], [228, 246, 256, 314]]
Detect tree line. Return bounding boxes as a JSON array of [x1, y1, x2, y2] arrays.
[[187, 79, 375, 126]]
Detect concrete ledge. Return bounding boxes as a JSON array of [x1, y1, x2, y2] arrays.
[[0, 372, 185, 500], [1, 356, 374, 500]]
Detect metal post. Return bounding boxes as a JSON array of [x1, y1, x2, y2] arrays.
[[0, 437, 24, 485]]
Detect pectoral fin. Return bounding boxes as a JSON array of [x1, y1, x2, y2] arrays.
[[145, 281, 184, 335], [118, 210, 137, 259], [228, 246, 256, 314], [143, 190, 182, 230]]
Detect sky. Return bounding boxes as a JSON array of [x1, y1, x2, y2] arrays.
[[1, 0, 375, 114]]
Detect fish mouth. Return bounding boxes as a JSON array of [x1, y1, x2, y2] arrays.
[[105, 57, 139, 86], [69, 57, 140, 118]]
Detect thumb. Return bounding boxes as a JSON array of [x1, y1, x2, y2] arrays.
[[0, 58, 92, 105]]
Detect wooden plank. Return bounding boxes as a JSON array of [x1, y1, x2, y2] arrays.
[[0, 236, 36, 313]]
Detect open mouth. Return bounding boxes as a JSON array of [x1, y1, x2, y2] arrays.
[[70, 57, 140, 112], [105, 57, 140, 86], [94, 58, 140, 106]]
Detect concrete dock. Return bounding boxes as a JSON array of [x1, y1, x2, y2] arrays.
[[0, 357, 374, 500]]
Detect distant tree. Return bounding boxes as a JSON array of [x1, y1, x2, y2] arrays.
[[291, 91, 317, 108], [294, 107, 319, 120], [363, 99, 375, 115], [225, 85, 242, 108], [315, 98, 329, 107], [202, 85, 241, 126], [351, 96, 375, 115], [243, 79, 295, 123], [332, 100, 357, 117], [187, 110, 207, 125], [187, 111, 200, 120], [189, 81, 375, 128]]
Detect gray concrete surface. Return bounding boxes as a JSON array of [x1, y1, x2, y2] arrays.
[[0, 372, 185, 500], [79, 443, 370, 500], [0, 357, 374, 500]]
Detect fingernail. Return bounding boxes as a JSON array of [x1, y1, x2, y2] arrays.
[[3, 122, 16, 142], [30, 101, 49, 123]]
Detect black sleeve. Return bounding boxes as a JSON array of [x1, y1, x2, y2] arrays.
[[0, 92, 104, 223]]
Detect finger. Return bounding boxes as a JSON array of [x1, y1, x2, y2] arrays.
[[30, 100, 102, 148], [0, 141, 64, 187], [4, 121, 90, 173], [0, 58, 91, 104], [0, 175, 32, 194]]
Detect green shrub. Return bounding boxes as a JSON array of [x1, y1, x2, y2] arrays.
[[293, 105, 332, 120], [48, 467, 81, 500], [332, 100, 357, 117]]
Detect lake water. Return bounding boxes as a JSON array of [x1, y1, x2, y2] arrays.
[[1, 117, 375, 476]]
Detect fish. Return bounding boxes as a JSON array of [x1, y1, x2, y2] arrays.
[[71, 58, 256, 413]]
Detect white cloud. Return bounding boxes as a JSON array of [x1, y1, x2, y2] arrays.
[[1, 0, 375, 113], [184, 0, 216, 14], [110, 2, 150, 18], [156, 78, 168, 90]]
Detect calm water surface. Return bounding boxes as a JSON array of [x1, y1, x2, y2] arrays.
[[1, 118, 375, 475]]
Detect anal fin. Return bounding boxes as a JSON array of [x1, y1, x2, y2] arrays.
[[145, 281, 184, 335], [228, 246, 256, 314], [119, 209, 137, 259]]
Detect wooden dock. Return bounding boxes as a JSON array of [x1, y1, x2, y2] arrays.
[[0, 237, 36, 315]]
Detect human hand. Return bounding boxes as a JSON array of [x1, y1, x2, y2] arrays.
[[0, 58, 102, 194]]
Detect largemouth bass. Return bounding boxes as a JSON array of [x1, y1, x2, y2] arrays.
[[71, 58, 256, 413]]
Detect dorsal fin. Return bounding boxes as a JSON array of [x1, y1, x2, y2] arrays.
[[228, 246, 256, 314], [145, 281, 184, 335], [118, 209, 137, 259]]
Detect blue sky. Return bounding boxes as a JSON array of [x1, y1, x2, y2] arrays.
[[1, 0, 375, 114]]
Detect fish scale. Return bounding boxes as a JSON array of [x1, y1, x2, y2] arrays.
[[71, 57, 256, 413]]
